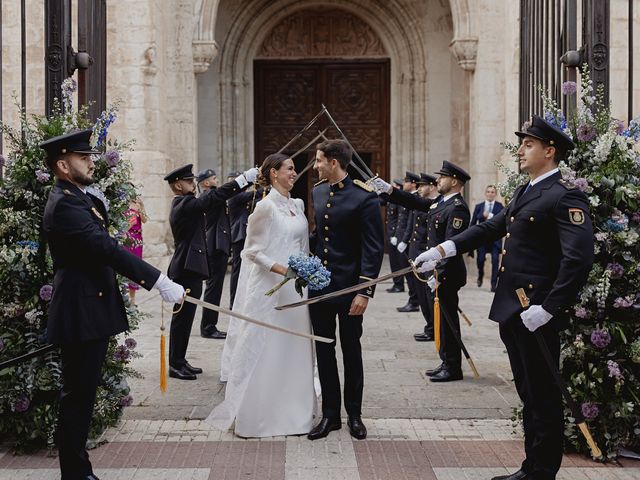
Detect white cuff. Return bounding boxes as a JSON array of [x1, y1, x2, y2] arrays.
[[235, 175, 249, 189], [153, 272, 168, 290], [440, 240, 457, 258]]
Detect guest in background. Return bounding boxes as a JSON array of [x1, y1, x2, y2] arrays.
[[123, 189, 148, 305], [470, 185, 503, 291]]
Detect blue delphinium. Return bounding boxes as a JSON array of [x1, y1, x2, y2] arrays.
[[265, 253, 331, 297]]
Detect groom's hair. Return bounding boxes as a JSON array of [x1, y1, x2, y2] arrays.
[[316, 139, 352, 169]]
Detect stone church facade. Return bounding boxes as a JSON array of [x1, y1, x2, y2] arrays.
[[0, 1, 636, 266]]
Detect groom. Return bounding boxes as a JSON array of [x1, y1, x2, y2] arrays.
[[308, 139, 384, 440]]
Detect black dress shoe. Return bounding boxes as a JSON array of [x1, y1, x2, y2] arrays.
[[184, 361, 203, 374], [425, 363, 444, 377], [201, 327, 227, 339], [414, 332, 434, 342], [477, 277, 483, 287], [491, 285, 497, 292], [386, 285, 405, 293], [490, 470, 530, 480], [347, 416, 367, 440], [397, 303, 420, 312], [84, 474, 101, 480], [307, 417, 341, 440], [429, 368, 463, 382], [169, 366, 197, 380]]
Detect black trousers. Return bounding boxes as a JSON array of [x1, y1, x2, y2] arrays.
[[409, 245, 433, 335], [200, 251, 229, 331], [426, 285, 461, 370], [170, 274, 203, 368], [229, 239, 245, 308], [400, 251, 418, 306], [58, 337, 109, 480], [477, 242, 500, 288], [309, 301, 364, 419], [387, 242, 405, 289], [500, 320, 563, 479]]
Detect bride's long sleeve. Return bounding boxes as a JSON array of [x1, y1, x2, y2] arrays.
[[241, 200, 277, 271]]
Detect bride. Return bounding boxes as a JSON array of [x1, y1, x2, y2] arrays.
[[207, 153, 317, 437]]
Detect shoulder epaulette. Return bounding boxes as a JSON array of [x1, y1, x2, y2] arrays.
[[558, 178, 576, 190], [313, 178, 328, 187], [453, 198, 463, 205], [353, 179, 373, 192], [62, 189, 75, 196]]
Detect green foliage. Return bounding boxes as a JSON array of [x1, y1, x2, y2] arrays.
[[0, 80, 146, 452]]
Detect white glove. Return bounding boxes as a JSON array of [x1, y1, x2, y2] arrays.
[[417, 259, 438, 273], [390, 236, 398, 246], [427, 275, 439, 292], [520, 305, 553, 332], [369, 177, 392, 195], [153, 273, 185, 304], [397, 241, 407, 253], [235, 167, 259, 188]]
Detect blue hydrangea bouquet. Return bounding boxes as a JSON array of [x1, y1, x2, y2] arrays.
[[265, 253, 331, 297]]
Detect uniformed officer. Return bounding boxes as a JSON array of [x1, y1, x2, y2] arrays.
[[372, 163, 471, 380], [40, 129, 184, 480], [226, 170, 262, 308], [384, 178, 405, 293], [196, 168, 230, 339], [395, 171, 420, 312], [416, 115, 594, 480], [307, 139, 384, 441], [165, 164, 258, 380]]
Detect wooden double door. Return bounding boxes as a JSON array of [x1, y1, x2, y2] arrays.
[[254, 59, 390, 214]]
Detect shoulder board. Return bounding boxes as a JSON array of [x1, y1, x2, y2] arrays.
[[353, 179, 373, 192], [453, 198, 463, 205], [558, 178, 576, 190], [313, 178, 328, 187], [62, 189, 75, 196]]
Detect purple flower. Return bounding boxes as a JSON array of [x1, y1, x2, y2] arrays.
[[612, 119, 625, 135], [105, 150, 120, 168], [590, 328, 611, 348], [561, 81, 577, 95], [577, 124, 597, 142], [35, 169, 51, 183], [613, 296, 633, 308], [607, 360, 624, 381], [606, 263, 624, 279], [14, 395, 30, 413], [574, 306, 589, 319], [594, 232, 607, 242], [119, 394, 134, 407], [631, 212, 640, 224], [61, 78, 77, 96], [39, 284, 53, 301], [581, 402, 599, 419], [0, 338, 4, 352], [573, 178, 589, 192], [124, 337, 137, 350], [113, 345, 130, 361]]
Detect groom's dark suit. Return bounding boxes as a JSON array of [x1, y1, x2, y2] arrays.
[[309, 175, 384, 419]]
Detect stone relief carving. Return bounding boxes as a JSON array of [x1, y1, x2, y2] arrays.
[[449, 37, 478, 72], [192, 40, 219, 74], [257, 8, 386, 58]]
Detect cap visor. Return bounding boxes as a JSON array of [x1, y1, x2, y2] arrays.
[[514, 131, 546, 142], [74, 149, 102, 154]]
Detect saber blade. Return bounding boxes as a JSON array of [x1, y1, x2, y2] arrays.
[[275, 266, 414, 310], [183, 296, 333, 343]]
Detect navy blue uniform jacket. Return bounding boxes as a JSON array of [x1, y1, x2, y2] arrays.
[[43, 181, 161, 345]]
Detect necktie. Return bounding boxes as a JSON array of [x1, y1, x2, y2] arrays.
[[524, 182, 533, 194], [488, 202, 493, 213]]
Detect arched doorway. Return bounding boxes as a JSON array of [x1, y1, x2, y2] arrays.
[[253, 8, 390, 210]]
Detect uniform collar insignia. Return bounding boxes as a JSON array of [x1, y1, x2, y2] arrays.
[[91, 207, 105, 222]]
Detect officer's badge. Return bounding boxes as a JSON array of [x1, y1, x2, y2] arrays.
[[568, 208, 585, 225], [91, 207, 105, 222], [452, 218, 463, 229]]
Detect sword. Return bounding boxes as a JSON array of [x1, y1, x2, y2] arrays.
[[180, 294, 333, 343], [275, 265, 416, 310], [317, 130, 371, 181], [515, 288, 602, 458], [277, 107, 328, 154]]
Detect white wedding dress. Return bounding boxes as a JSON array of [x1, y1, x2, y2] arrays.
[[207, 188, 317, 437]]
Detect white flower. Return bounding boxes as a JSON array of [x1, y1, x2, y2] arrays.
[[593, 131, 616, 164], [589, 195, 601, 207]]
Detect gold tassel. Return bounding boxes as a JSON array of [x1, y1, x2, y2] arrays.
[[160, 300, 167, 393], [434, 269, 441, 352]]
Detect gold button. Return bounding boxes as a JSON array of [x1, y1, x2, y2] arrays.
[[500, 267, 505, 272], [324, 237, 329, 242], [415, 223, 419, 227], [506, 233, 511, 238], [502, 249, 507, 254], [427, 236, 429, 240], [324, 226, 329, 231], [510, 216, 515, 222], [324, 214, 329, 219], [529, 217, 534, 222], [330, 192, 334, 196], [198, 249, 202, 253], [528, 284, 534, 289], [324, 248, 328, 253], [223, 230, 227, 233], [140, 280, 145, 285], [323, 260, 328, 265], [327, 203, 331, 208], [98, 292, 103, 297]]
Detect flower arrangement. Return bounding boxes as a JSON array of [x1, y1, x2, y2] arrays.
[[0, 78, 146, 452], [265, 253, 331, 297], [498, 68, 640, 459]]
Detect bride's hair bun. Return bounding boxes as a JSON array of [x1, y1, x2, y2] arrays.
[[258, 153, 290, 187]]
